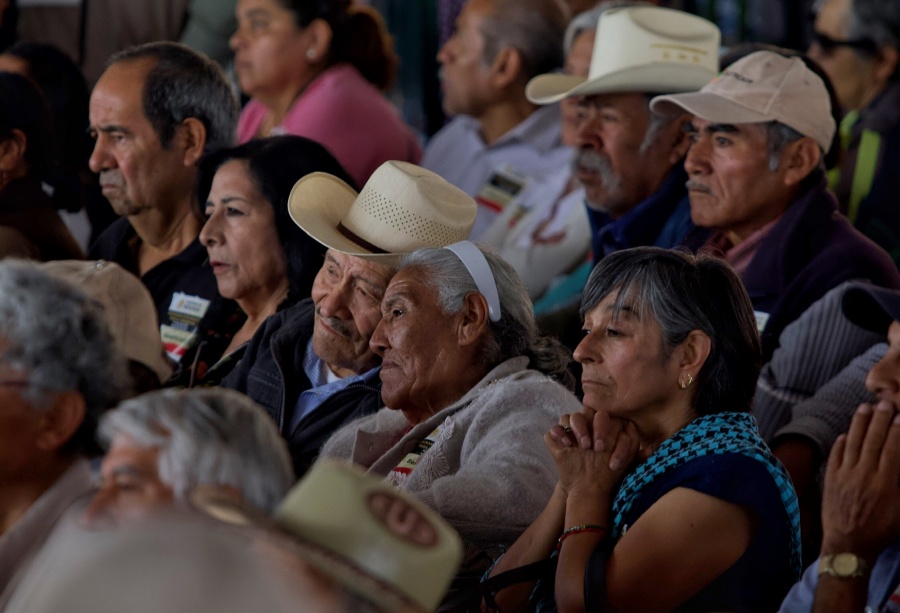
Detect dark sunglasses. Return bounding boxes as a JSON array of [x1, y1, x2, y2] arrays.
[[811, 30, 879, 55]]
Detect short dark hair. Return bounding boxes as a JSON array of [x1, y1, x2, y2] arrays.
[[195, 135, 359, 306], [108, 42, 238, 153], [479, 0, 568, 82], [580, 247, 761, 415]]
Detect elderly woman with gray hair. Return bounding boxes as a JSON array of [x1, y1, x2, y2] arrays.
[[0, 260, 129, 605], [83, 388, 294, 525], [320, 241, 581, 574]]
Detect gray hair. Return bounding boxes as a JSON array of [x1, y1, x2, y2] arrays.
[[108, 42, 238, 153], [479, 0, 569, 82], [640, 95, 675, 155], [99, 388, 294, 513], [580, 247, 761, 415], [399, 246, 575, 390], [563, 1, 653, 55], [0, 260, 129, 454], [765, 120, 814, 171], [846, 0, 900, 51]]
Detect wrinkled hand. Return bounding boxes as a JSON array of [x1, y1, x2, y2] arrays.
[[546, 407, 640, 497], [821, 400, 900, 560]]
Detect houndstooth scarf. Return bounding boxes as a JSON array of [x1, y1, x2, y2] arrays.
[[610, 411, 802, 576]]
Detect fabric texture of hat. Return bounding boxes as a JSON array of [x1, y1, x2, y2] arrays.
[[39, 260, 172, 383], [526, 6, 720, 104], [274, 460, 463, 612], [650, 50, 837, 151], [842, 284, 900, 335], [288, 161, 477, 266]]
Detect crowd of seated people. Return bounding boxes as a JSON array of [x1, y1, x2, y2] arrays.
[[1, 1, 900, 611]]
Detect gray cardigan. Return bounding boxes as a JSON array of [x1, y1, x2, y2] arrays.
[[320, 356, 581, 566]]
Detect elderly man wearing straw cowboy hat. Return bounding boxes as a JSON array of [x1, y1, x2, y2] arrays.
[[222, 161, 477, 477], [526, 5, 719, 270]]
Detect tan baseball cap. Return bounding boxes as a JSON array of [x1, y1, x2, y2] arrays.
[[39, 260, 172, 383], [650, 50, 836, 151]]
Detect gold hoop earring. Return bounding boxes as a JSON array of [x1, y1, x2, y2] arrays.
[[679, 373, 694, 390]]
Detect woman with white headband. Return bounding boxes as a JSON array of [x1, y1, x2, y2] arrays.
[[319, 241, 581, 579]]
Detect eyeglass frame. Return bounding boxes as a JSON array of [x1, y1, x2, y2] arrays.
[[810, 30, 880, 56]]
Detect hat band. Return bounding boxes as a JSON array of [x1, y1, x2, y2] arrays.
[[443, 241, 501, 322], [337, 222, 389, 255]]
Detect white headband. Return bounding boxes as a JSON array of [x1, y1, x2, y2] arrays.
[[443, 241, 501, 322]]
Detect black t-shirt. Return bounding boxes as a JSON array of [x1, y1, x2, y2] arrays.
[[89, 217, 241, 369]]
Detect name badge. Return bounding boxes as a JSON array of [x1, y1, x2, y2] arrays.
[[475, 167, 528, 214]]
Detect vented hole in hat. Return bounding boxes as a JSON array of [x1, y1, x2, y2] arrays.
[[358, 191, 462, 245]]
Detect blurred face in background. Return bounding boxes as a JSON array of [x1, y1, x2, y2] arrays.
[[561, 30, 595, 146]]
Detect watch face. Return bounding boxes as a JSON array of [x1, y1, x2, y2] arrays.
[[832, 553, 860, 576]]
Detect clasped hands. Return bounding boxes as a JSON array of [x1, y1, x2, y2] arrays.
[[545, 406, 645, 497]]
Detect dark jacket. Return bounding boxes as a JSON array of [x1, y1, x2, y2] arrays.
[[590, 164, 699, 265], [834, 83, 900, 264], [688, 171, 900, 362], [221, 297, 382, 477]]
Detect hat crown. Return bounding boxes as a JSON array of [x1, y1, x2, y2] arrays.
[[525, 7, 720, 103], [276, 461, 462, 611], [342, 161, 475, 252], [588, 6, 720, 82]]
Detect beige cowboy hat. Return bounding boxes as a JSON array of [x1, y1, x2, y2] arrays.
[[526, 6, 720, 104], [288, 161, 477, 265], [188, 461, 463, 613]]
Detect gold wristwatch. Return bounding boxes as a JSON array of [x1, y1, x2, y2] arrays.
[[818, 553, 868, 578]]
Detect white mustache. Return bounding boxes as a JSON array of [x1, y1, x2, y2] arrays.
[[685, 180, 712, 194], [99, 170, 125, 188]]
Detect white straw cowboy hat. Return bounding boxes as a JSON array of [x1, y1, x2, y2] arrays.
[[289, 161, 477, 265], [526, 6, 720, 104]]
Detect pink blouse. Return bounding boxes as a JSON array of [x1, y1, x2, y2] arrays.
[[237, 64, 421, 186]]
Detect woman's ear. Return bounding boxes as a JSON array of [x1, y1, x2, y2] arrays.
[[458, 292, 491, 347], [35, 390, 86, 453], [678, 329, 711, 376], [304, 18, 333, 65], [0, 128, 27, 173]]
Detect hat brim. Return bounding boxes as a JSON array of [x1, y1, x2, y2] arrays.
[[187, 490, 427, 613], [287, 173, 403, 265], [527, 63, 716, 104], [842, 284, 900, 335], [650, 90, 775, 124]]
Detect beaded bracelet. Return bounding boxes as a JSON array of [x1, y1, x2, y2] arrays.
[[557, 524, 607, 551]]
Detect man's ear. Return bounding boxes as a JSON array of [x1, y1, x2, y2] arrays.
[[0, 128, 27, 173], [780, 136, 821, 187], [874, 45, 899, 87], [666, 114, 693, 164], [35, 390, 87, 453], [490, 47, 523, 89], [179, 117, 207, 167], [458, 291, 491, 347]]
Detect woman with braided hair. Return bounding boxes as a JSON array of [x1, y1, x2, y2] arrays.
[[489, 247, 802, 612]]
